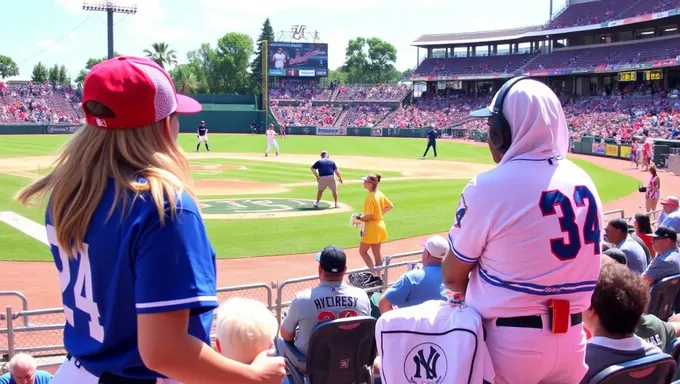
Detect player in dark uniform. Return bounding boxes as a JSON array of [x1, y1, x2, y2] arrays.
[[422, 127, 438, 158], [196, 121, 210, 152]]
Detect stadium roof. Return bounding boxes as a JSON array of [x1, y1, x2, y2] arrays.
[[412, 25, 544, 46]]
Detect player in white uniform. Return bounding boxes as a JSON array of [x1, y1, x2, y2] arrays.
[[265, 124, 279, 157], [273, 48, 286, 70], [443, 77, 602, 384]]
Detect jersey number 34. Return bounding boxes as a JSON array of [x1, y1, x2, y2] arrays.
[[47, 225, 105, 343], [539, 186, 601, 261]]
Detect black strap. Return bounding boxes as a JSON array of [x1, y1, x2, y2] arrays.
[[496, 313, 582, 329]]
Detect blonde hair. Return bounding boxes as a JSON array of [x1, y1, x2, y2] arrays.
[[15, 104, 194, 258], [215, 298, 278, 364]]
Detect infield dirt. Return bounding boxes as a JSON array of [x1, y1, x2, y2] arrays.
[[0, 149, 665, 309]]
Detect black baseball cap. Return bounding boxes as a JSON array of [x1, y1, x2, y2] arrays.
[[650, 226, 678, 241], [315, 246, 347, 273]]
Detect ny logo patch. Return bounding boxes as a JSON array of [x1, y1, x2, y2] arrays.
[[404, 343, 447, 384]]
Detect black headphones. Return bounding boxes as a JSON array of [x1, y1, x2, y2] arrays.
[[488, 76, 530, 154]]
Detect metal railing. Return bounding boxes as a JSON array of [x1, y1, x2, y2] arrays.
[[0, 249, 421, 367]]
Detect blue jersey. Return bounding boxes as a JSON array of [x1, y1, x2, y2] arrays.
[[46, 178, 218, 379]]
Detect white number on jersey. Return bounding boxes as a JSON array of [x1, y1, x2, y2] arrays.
[[47, 225, 105, 342]]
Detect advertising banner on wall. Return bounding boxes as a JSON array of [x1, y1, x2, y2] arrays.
[[620, 145, 632, 158], [315, 127, 346, 136], [591, 141, 606, 155], [605, 144, 619, 157]]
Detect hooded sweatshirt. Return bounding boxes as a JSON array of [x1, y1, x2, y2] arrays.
[[448, 79, 604, 319]]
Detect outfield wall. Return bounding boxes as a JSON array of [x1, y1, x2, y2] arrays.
[[0, 125, 79, 135], [570, 137, 680, 167]]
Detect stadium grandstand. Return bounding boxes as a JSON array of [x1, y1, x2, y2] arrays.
[[0, 81, 82, 125], [270, 0, 680, 142]]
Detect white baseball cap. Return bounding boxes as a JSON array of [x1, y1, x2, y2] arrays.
[[419, 235, 449, 259]]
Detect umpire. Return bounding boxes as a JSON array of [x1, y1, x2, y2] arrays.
[[422, 127, 438, 158]]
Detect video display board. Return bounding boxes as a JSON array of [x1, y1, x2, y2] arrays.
[[268, 42, 328, 77]]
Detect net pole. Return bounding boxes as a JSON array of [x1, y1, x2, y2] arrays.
[[262, 40, 269, 131]]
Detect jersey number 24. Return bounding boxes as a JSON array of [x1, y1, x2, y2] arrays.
[[47, 225, 105, 343], [539, 186, 601, 261]]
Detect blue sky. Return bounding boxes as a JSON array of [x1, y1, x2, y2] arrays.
[[1, 0, 567, 81]]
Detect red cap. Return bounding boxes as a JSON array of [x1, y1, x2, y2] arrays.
[[82, 56, 201, 130]]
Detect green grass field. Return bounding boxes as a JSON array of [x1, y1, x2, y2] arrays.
[[0, 134, 639, 261]]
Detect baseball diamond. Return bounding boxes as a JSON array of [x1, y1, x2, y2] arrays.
[[0, 135, 669, 376]]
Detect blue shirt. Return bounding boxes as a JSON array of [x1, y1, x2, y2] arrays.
[[617, 235, 649, 275], [46, 178, 218, 379], [382, 264, 445, 308], [426, 129, 437, 142], [644, 247, 680, 284], [312, 158, 337, 177], [0, 371, 52, 384], [661, 208, 680, 234]]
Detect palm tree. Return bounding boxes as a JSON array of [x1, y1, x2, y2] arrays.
[[143, 42, 178, 69], [169, 65, 198, 94]]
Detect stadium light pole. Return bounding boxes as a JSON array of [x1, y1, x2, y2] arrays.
[[83, 1, 138, 59]]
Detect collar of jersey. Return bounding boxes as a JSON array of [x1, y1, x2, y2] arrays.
[[506, 155, 564, 163], [320, 281, 343, 287]]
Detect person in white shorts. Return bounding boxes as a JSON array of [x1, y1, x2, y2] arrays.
[[443, 77, 603, 384], [273, 48, 287, 70], [265, 124, 279, 157]]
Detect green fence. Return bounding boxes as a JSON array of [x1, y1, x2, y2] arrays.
[[568, 136, 679, 167], [0, 124, 80, 135]]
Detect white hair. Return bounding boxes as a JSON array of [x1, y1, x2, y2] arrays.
[[8, 353, 36, 374], [215, 298, 278, 364]]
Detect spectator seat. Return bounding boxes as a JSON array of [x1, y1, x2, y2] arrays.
[[648, 274, 680, 321], [280, 316, 376, 384], [587, 353, 676, 384]]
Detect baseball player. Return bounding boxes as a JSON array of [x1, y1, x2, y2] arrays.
[[265, 124, 279, 157], [273, 48, 287, 70], [196, 120, 210, 152], [16, 56, 285, 384], [443, 77, 602, 384], [311, 150, 343, 208]]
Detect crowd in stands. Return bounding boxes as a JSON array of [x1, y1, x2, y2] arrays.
[[269, 82, 409, 102], [0, 81, 81, 125], [544, 0, 680, 30], [338, 104, 391, 128], [414, 53, 536, 77], [270, 100, 341, 127], [528, 36, 680, 73], [334, 84, 410, 101]]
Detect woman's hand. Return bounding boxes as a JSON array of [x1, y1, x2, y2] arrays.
[[250, 349, 286, 384]]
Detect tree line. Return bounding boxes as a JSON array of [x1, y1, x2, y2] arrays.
[[1, 18, 412, 94]]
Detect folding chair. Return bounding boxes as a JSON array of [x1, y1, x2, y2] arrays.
[[280, 316, 377, 384], [587, 353, 676, 384], [648, 274, 680, 321]]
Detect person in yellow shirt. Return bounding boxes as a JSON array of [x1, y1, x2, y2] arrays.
[[357, 173, 394, 286]]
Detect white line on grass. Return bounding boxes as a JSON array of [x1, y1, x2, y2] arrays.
[[0, 211, 48, 246]]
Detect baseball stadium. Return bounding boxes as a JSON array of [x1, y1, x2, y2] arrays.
[[2, 0, 680, 382]]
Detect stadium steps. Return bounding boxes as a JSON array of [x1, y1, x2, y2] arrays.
[[331, 88, 341, 101], [334, 109, 349, 127], [516, 54, 543, 73]]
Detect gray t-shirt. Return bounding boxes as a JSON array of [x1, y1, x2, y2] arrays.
[[282, 281, 371, 356], [581, 335, 662, 383], [643, 248, 680, 284], [617, 235, 648, 275]]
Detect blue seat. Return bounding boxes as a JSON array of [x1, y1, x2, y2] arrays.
[[587, 353, 676, 384], [280, 316, 376, 384], [668, 338, 680, 381], [648, 274, 680, 321]]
